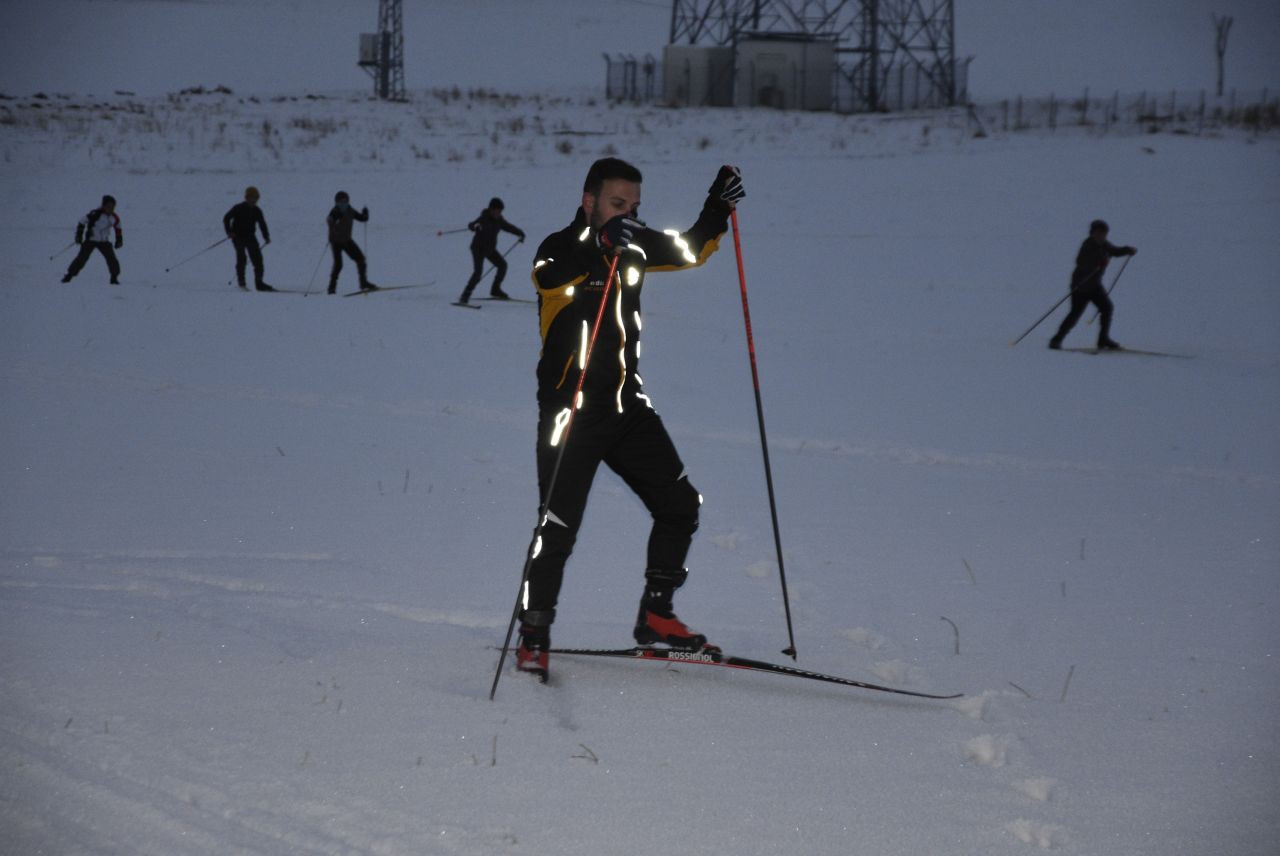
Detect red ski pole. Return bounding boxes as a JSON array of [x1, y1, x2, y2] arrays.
[[730, 209, 798, 660], [490, 253, 622, 699]]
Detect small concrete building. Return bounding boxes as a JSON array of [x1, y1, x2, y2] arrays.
[[734, 34, 836, 111], [663, 44, 735, 107]]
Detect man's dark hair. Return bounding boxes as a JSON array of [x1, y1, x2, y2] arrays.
[[1089, 219, 1110, 235], [583, 157, 642, 195], [101, 194, 116, 207]]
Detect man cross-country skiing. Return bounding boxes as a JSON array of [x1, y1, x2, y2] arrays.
[[458, 197, 525, 304], [1049, 219, 1137, 350], [326, 191, 377, 294], [61, 195, 123, 284], [514, 158, 746, 681], [222, 186, 274, 292]]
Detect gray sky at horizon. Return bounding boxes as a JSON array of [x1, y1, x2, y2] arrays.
[[1, 0, 1276, 100]]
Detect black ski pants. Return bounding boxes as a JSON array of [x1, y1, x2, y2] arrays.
[[1053, 281, 1113, 345], [461, 245, 506, 299], [232, 237, 264, 287], [522, 403, 701, 623], [66, 241, 120, 280], [329, 240, 367, 285]]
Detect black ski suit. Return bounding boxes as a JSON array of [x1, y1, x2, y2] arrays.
[[327, 203, 370, 291], [460, 209, 524, 300], [1052, 235, 1135, 346], [520, 194, 731, 626], [222, 202, 271, 288]]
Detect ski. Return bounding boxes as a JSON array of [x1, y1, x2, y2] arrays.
[[548, 646, 963, 700], [477, 296, 536, 304], [1058, 346, 1192, 359], [452, 301, 482, 310], [342, 282, 434, 297]]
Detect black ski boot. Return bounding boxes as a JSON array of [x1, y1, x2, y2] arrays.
[[633, 568, 709, 650], [1097, 339, 1122, 351]]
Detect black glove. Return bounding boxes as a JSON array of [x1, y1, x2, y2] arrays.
[[75, 225, 84, 245], [362, 207, 369, 218], [115, 235, 123, 249], [596, 214, 644, 254], [1124, 246, 1137, 256], [708, 165, 745, 205]]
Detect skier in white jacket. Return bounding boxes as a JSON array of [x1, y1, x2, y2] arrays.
[[62, 195, 123, 284]]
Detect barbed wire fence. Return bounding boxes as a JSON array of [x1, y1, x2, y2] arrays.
[[602, 54, 1277, 134], [969, 87, 1278, 136]]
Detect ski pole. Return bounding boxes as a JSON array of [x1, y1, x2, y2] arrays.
[[164, 236, 230, 273], [1009, 292, 1074, 347], [49, 241, 77, 261], [1086, 255, 1132, 325], [730, 209, 798, 660], [303, 240, 330, 295], [1008, 264, 1103, 347], [490, 253, 622, 700], [473, 238, 522, 287], [436, 226, 470, 236]]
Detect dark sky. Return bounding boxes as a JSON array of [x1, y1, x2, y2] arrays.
[[1, 0, 1276, 98]]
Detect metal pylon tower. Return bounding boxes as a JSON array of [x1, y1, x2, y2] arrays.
[[668, 0, 958, 111], [363, 0, 406, 101]]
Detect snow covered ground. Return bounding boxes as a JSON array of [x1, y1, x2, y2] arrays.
[[2, 11, 1279, 854]]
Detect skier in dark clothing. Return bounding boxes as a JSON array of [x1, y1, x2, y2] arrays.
[[62, 195, 123, 284], [326, 191, 376, 294], [222, 186, 274, 291], [457, 197, 525, 303], [512, 158, 746, 681], [1049, 219, 1137, 350]]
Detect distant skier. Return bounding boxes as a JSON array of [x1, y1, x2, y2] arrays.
[[457, 197, 525, 304], [61, 195, 123, 284], [511, 158, 745, 682], [326, 191, 376, 294], [222, 186, 274, 292], [1049, 219, 1136, 350]]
